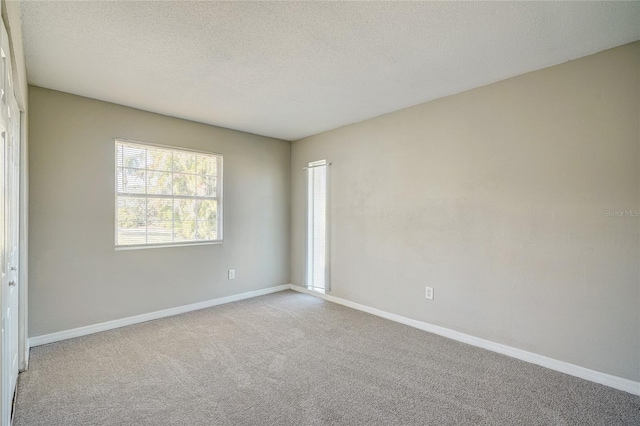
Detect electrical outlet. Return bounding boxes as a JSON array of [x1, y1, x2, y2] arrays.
[[228, 269, 235, 280], [425, 286, 434, 300]]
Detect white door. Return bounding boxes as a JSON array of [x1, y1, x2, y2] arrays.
[[0, 19, 19, 425], [0, 126, 18, 426], [7, 96, 19, 396]]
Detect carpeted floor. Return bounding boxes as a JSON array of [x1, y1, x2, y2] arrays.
[[14, 290, 640, 425]]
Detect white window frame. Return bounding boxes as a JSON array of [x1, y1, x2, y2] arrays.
[[114, 138, 223, 250], [305, 159, 330, 293]]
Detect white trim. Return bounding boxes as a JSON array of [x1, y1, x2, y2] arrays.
[[27, 283, 640, 396], [305, 159, 330, 292], [114, 138, 224, 249], [17, 110, 26, 371], [288, 284, 640, 396], [29, 285, 290, 348], [115, 137, 223, 157], [115, 241, 223, 251]]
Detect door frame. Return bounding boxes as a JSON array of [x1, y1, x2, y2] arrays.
[[17, 110, 26, 371], [0, 5, 29, 426]]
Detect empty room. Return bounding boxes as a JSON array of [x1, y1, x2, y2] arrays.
[[0, 0, 637, 425]]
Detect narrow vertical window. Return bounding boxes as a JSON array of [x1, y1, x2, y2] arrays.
[[306, 160, 329, 293]]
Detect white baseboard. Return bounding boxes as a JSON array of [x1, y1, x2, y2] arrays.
[[288, 284, 640, 396], [28, 284, 290, 348], [27, 283, 639, 396]]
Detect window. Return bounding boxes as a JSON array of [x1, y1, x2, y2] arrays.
[[306, 159, 329, 293], [115, 139, 223, 248]]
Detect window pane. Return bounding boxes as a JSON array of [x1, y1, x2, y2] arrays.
[[118, 167, 146, 194], [116, 167, 125, 192], [147, 221, 173, 244], [175, 199, 196, 222], [196, 220, 216, 240], [173, 151, 196, 173], [196, 175, 216, 197], [147, 171, 172, 195], [121, 144, 146, 169], [117, 197, 146, 228], [116, 144, 123, 167], [147, 148, 172, 171], [196, 199, 217, 221], [147, 198, 173, 223], [173, 173, 196, 196], [174, 221, 196, 242], [196, 155, 217, 176], [117, 224, 146, 245]]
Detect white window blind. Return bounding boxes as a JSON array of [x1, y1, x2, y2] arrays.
[[115, 139, 223, 248], [306, 160, 329, 292]]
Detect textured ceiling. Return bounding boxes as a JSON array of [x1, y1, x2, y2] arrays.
[[20, 1, 640, 141]]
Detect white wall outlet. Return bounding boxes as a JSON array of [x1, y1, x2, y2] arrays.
[[425, 286, 434, 300], [228, 269, 235, 280]]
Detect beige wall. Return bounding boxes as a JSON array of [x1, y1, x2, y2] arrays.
[[29, 86, 291, 337], [291, 42, 640, 381]]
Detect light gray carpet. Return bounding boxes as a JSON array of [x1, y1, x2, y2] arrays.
[[14, 291, 640, 425]]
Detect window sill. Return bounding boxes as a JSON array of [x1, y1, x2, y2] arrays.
[[115, 241, 223, 251]]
